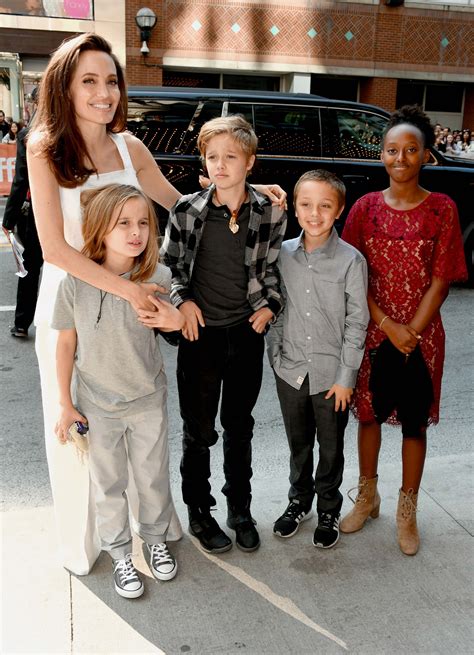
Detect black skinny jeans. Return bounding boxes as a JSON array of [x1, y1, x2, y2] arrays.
[[177, 320, 264, 510]]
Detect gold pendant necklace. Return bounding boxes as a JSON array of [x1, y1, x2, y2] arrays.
[[228, 210, 239, 234], [214, 191, 246, 234]]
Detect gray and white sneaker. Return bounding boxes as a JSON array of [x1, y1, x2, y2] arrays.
[[146, 543, 177, 581], [113, 554, 144, 599]]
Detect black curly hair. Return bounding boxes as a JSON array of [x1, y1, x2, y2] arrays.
[[383, 105, 435, 149]]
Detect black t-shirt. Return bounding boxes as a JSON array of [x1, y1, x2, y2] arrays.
[[191, 201, 252, 327]]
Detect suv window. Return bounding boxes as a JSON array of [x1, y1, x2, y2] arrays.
[[326, 109, 386, 160], [228, 104, 321, 158], [178, 100, 224, 154], [127, 99, 199, 154]]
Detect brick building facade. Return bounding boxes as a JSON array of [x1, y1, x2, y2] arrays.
[[125, 0, 474, 128]]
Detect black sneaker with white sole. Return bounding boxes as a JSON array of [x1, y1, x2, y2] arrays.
[[113, 554, 144, 599], [145, 542, 177, 581], [312, 512, 340, 549], [273, 500, 313, 538]]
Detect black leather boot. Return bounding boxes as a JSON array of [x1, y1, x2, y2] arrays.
[[226, 500, 260, 552], [188, 506, 232, 554]]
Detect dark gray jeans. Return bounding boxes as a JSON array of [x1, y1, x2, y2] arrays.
[[275, 373, 348, 514]]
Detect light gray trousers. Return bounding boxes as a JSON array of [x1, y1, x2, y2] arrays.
[[87, 385, 177, 560]]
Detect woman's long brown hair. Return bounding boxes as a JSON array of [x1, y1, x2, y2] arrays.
[[31, 33, 127, 188]]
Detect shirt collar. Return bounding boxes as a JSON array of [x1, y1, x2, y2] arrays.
[[204, 183, 270, 213], [295, 227, 339, 258]]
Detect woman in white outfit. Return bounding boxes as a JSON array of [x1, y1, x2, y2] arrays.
[[27, 33, 188, 575], [28, 33, 286, 575]]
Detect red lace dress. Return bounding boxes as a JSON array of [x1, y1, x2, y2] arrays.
[[342, 192, 467, 426]]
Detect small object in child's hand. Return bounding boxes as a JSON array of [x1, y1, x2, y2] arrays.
[[67, 421, 89, 453]]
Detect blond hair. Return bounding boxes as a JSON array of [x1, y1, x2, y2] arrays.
[[197, 115, 258, 159], [294, 169, 346, 209], [81, 184, 158, 282]]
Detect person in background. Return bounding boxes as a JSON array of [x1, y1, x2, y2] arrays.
[[0, 110, 10, 138], [2, 120, 22, 144], [340, 105, 467, 556], [3, 90, 42, 339]]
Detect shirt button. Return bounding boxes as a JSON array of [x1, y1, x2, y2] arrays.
[[308, 358, 312, 363], [224, 213, 228, 218], [308, 265, 312, 269], [306, 312, 310, 317], [307, 336, 311, 340], [306, 289, 310, 293]]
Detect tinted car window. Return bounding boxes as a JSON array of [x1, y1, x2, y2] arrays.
[[127, 100, 198, 154], [328, 109, 386, 160], [253, 104, 321, 157], [178, 101, 224, 154]]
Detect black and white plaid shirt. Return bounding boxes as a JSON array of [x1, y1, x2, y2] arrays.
[[161, 184, 287, 316]]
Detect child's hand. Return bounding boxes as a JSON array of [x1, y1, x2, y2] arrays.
[[325, 385, 353, 412], [55, 406, 87, 445], [249, 307, 274, 333], [383, 320, 420, 355], [137, 295, 185, 331], [179, 300, 205, 341]]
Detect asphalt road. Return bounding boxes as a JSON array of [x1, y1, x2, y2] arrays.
[[1, 236, 473, 513]]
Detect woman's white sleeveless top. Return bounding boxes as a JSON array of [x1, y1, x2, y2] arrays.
[[34, 132, 140, 325]]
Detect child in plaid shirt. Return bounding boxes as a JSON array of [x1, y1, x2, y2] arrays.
[[160, 115, 287, 553]]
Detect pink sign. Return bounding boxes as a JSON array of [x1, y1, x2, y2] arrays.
[[63, 0, 92, 19]]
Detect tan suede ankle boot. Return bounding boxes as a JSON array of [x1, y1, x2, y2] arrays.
[[340, 475, 381, 533], [396, 488, 419, 555]]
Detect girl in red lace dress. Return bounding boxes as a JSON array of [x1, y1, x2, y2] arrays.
[[339, 106, 467, 555]]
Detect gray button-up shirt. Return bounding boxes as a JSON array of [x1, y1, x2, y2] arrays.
[[267, 228, 369, 394]]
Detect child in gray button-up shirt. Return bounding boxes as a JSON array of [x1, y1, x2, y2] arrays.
[[267, 170, 369, 549]]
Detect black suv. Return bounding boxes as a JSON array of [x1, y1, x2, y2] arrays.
[[127, 87, 473, 281]]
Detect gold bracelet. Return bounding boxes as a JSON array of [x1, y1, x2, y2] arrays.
[[379, 315, 389, 330]]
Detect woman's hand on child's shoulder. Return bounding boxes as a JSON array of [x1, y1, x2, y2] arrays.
[[137, 295, 186, 332], [252, 184, 287, 210], [325, 385, 353, 412], [128, 281, 167, 313], [55, 406, 87, 445]]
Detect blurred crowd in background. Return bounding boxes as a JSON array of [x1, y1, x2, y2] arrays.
[[433, 123, 474, 158]]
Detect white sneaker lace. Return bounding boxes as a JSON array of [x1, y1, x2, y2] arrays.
[[150, 543, 173, 568], [114, 554, 139, 584]]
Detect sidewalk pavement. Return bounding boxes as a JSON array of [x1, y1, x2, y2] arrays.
[[2, 454, 473, 654]]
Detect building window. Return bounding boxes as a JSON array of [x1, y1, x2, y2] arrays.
[[222, 75, 279, 92], [396, 81, 425, 108], [397, 80, 464, 114], [311, 76, 359, 102], [425, 84, 464, 113]]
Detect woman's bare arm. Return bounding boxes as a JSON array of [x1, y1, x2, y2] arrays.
[[124, 133, 181, 210]]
